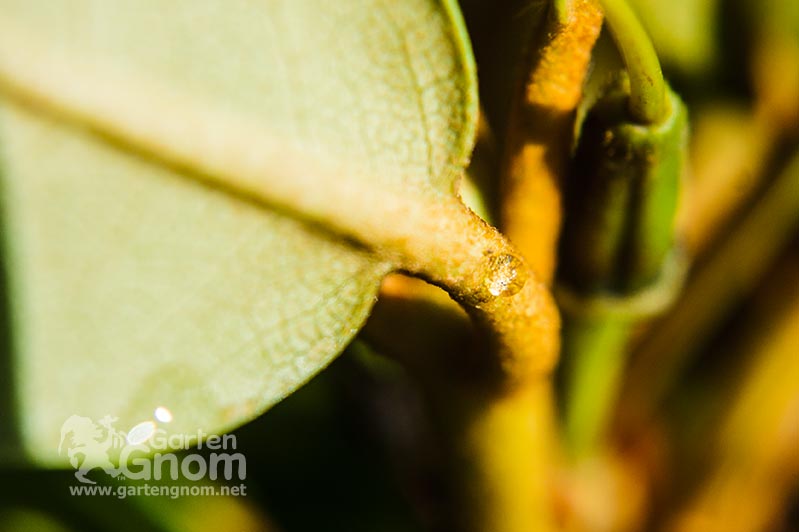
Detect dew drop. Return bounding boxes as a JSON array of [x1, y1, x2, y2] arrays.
[[484, 253, 525, 297]]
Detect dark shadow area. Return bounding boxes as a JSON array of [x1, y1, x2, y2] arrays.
[[231, 352, 425, 532]]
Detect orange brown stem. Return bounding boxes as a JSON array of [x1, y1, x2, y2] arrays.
[[501, 0, 603, 284]]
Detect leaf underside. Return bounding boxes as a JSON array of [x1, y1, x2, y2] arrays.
[[0, 0, 477, 464]]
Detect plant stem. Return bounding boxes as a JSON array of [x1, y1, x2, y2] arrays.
[[500, 0, 603, 284], [383, 206, 562, 532], [364, 273, 562, 532], [450, 381, 559, 532], [552, 0, 573, 25], [562, 317, 631, 455], [558, 84, 686, 457], [600, 0, 666, 123]]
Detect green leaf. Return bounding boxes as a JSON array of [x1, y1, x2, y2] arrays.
[[0, 0, 477, 464], [0, 102, 390, 464], [628, 0, 720, 76]]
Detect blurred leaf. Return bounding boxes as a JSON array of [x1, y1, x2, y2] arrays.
[[0, 0, 477, 464], [629, 0, 720, 76]]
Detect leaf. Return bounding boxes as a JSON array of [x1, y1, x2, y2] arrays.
[[0, 102, 390, 464], [629, 0, 720, 75], [0, 0, 477, 464]]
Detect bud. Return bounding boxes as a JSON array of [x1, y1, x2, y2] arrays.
[[559, 80, 688, 296]]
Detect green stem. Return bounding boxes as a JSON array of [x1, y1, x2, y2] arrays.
[[558, 84, 686, 459], [600, 0, 665, 123], [552, 0, 572, 25], [563, 317, 631, 456]]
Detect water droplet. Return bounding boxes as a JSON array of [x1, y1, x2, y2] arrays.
[[127, 421, 156, 445], [154, 406, 173, 423], [484, 254, 525, 297]]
